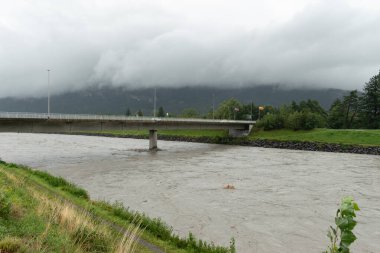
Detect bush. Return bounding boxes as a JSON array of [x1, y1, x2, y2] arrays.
[[324, 197, 360, 253], [286, 111, 324, 130], [256, 113, 285, 130]]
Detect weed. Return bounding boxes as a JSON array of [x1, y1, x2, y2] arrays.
[[324, 197, 360, 253]]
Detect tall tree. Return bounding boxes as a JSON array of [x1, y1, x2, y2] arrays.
[[180, 108, 200, 118], [361, 71, 380, 128], [215, 98, 243, 120], [327, 99, 345, 129], [157, 106, 165, 117], [342, 90, 359, 128], [125, 108, 131, 116]]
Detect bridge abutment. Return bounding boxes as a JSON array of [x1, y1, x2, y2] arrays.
[[149, 129, 158, 150]]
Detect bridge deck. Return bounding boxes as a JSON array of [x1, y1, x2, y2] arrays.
[[0, 112, 255, 131], [0, 112, 255, 150], [0, 112, 254, 124]]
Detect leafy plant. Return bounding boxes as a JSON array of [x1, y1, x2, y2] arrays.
[[324, 197, 360, 253]]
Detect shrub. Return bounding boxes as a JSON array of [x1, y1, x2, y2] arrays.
[[256, 113, 285, 130], [324, 197, 360, 253], [286, 111, 324, 130]]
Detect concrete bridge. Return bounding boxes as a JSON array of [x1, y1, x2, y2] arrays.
[[0, 112, 255, 150]]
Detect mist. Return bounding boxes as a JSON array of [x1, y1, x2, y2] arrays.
[[1, 0, 379, 98]]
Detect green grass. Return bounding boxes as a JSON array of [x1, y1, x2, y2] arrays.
[[249, 128, 380, 147], [0, 165, 81, 252], [84, 129, 229, 138], [0, 161, 235, 253], [87, 128, 380, 147]]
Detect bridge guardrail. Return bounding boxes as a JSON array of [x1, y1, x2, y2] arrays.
[[0, 112, 255, 124]]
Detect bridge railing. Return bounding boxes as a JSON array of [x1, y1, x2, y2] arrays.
[[0, 112, 255, 124]]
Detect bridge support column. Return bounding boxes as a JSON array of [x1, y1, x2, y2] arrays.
[[149, 129, 158, 150], [228, 128, 249, 137]]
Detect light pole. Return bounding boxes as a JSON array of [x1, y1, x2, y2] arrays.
[[251, 101, 253, 120], [153, 88, 157, 117], [212, 93, 215, 119], [47, 69, 50, 115]]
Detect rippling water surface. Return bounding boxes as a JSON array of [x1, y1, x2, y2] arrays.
[[0, 133, 379, 252]]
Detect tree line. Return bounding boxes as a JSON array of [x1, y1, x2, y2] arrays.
[[125, 70, 379, 130], [257, 70, 379, 130]]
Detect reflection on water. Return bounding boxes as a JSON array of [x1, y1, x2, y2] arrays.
[[0, 133, 379, 253]]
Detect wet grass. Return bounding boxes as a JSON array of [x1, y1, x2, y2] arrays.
[[0, 161, 144, 253], [249, 128, 380, 147], [0, 161, 235, 253]]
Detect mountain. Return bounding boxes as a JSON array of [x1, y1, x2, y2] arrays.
[[0, 85, 346, 115]]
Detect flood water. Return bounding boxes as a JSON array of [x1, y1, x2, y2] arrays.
[[0, 133, 379, 253]]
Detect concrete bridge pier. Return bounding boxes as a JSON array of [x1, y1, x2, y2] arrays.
[[149, 129, 158, 150]]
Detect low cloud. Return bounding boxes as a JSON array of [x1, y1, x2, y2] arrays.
[[0, 0, 379, 98]]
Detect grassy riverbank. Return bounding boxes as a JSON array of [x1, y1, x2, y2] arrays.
[[249, 129, 380, 147], [82, 128, 380, 147], [0, 161, 234, 253]]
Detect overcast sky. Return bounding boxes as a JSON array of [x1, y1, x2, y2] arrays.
[[1, 0, 379, 97]]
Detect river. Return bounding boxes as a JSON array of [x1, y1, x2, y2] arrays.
[[0, 133, 379, 252]]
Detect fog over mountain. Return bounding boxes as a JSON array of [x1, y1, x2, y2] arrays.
[[0, 86, 346, 115], [1, 0, 379, 98]]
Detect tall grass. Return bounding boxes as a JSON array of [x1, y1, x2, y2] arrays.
[[0, 163, 142, 253], [1, 161, 235, 253], [95, 201, 235, 253], [2, 162, 89, 199]]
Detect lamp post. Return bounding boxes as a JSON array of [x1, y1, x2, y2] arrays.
[[153, 88, 157, 117], [212, 93, 215, 119], [47, 69, 50, 116]]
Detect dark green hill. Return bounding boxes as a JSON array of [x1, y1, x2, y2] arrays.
[[0, 85, 346, 115]]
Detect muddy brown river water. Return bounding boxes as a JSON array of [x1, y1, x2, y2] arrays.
[[0, 133, 379, 252]]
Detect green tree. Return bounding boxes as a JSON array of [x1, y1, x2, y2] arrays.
[[298, 99, 327, 116], [215, 98, 243, 120], [360, 70, 380, 128], [327, 99, 345, 129], [342, 90, 359, 128], [137, 110, 143, 117], [157, 106, 165, 117], [180, 108, 200, 118], [125, 108, 131, 116]]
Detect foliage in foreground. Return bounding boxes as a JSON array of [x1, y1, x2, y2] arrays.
[[1, 161, 89, 200], [95, 201, 235, 253], [324, 197, 360, 253], [0, 162, 142, 253], [1, 161, 235, 253]]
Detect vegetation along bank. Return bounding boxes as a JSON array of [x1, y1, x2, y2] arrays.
[[74, 128, 380, 156], [73, 70, 380, 155], [0, 160, 236, 253]]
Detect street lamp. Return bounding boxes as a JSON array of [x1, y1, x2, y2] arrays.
[[153, 88, 157, 117], [212, 93, 215, 119], [47, 69, 51, 115]]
